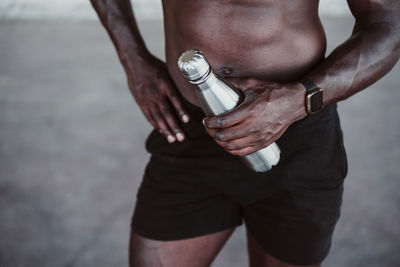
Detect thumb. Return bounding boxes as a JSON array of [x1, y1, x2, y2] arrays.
[[223, 77, 263, 91], [222, 77, 246, 89]]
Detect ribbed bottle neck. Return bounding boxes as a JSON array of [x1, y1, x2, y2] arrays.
[[189, 67, 213, 84]]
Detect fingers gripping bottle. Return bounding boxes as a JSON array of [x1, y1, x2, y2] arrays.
[[178, 49, 280, 172]]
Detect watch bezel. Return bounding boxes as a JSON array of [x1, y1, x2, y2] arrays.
[[306, 87, 324, 115]]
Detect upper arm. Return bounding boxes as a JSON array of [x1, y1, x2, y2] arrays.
[[346, 0, 400, 25]]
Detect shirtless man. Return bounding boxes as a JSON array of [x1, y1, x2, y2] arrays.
[[90, 1, 400, 266]]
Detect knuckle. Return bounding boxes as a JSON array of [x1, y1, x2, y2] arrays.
[[158, 129, 168, 136], [158, 126, 169, 133], [234, 130, 243, 138], [249, 126, 260, 133], [161, 111, 176, 121], [226, 143, 237, 151], [216, 132, 227, 141], [156, 121, 167, 130], [171, 126, 181, 133], [163, 113, 175, 122], [175, 106, 186, 116], [168, 123, 181, 133], [217, 117, 227, 127]]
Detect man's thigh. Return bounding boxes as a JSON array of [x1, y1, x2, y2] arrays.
[[129, 227, 236, 267]]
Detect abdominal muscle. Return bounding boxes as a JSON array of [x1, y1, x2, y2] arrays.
[[161, 0, 327, 106]]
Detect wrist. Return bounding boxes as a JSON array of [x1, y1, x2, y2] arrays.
[[299, 78, 324, 115], [288, 82, 308, 122], [120, 49, 155, 77], [120, 45, 150, 66]]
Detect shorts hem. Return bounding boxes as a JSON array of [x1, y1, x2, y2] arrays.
[[131, 219, 243, 242]]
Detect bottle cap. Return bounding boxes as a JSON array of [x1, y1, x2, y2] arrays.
[[178, 49, 211, 81]]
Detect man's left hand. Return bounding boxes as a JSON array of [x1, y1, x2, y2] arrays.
[[203, 77, 307, 156]]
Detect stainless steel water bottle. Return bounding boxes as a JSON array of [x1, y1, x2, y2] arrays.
[[177, 49, 280, 172]]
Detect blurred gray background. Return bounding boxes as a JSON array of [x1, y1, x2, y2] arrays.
[[0, 1, 399, 267]]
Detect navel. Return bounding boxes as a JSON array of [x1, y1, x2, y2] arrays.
[[216, 65, 234, 77]]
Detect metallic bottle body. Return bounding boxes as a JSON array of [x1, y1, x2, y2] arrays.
[[195, 71, 280, 172]]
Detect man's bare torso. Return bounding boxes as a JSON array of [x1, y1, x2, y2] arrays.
[[162, 0, 326, 106]]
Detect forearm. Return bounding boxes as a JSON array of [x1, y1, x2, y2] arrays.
[[306, 18, 400, 106], [90, 0, 149, 71]]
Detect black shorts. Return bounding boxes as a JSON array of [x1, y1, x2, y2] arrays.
[[131, 96, 348, 265]]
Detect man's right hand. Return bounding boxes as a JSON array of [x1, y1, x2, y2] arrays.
[[124, 53, 190, 143], [90, 0, 188, 142]]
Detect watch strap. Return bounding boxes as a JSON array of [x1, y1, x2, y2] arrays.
[[300, 78, 319, 93]]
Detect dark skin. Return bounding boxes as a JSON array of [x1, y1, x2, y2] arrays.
[[91, 0, 400, 266]]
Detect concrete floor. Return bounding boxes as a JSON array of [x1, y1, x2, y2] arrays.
[[0, 17, 399, 267]]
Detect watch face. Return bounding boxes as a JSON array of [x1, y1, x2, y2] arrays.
[[307, 89, 323, 113]]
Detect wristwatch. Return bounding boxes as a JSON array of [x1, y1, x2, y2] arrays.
[[300, 78, 324, 115]]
